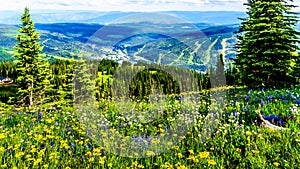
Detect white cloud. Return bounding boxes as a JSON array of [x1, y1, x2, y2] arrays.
[[0, 0, 299, 12]]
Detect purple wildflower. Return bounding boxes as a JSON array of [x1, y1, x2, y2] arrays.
[[244, 95, 250, 101], [294, 100, 300, 104], [38, 112, 43, 119], [50, 141, 55, 147]]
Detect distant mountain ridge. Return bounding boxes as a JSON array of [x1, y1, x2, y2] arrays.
[[0, 21, 239, 72], [0, 10, 299, 72], [0, 11, 247, 25]]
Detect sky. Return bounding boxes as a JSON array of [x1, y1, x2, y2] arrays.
[[0, 0, 267, 12], [1, 0, 300, 12]]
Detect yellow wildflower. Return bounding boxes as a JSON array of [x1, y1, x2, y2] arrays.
[[172, 146, 179, 150], [199, 151, 210, 159], [99, 157, 106, 165], [13, 144, 21, 150], [187, 155, 195, 160], [158, 128, 165, 133], [146, 151, 155, 156], [138, 164, 145, 168], [49, 152, 58, 160], [36, 134, 43, 141], [132, 161, 139, 167], [15, 152, 25, 158], [33, 158, 42, 166], [88, 157, 94, 162], [85, 151, 92, 157], [30, 147, 37, 153], [208, 159, 217, 166], [0, 147, 5, 153], [0, 133, 6, 139], [273, 162, 280, 167], [177, 153, 183, 158], [194, 158, 199, 163], [167, 142, 173, 146], [38, 149, 46, 157], [246, 131, 252, 136]]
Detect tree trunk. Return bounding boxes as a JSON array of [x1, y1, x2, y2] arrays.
[[29, 80, 33, 109]]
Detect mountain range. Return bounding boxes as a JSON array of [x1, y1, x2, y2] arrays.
[[0, 11, 247, 25], [0, 10, 299, 72]]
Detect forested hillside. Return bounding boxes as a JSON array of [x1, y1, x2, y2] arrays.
[[0, 1, 300, 168]]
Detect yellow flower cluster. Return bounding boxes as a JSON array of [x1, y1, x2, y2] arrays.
[[130, 161, 145, 169], [161, 162, 174, 169], [207, 159, 217, 166]]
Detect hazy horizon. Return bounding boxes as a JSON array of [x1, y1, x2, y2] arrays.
[[0, 0, 249, 12]]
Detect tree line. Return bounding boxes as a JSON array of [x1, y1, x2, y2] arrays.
[[3, 0, 300, 110]]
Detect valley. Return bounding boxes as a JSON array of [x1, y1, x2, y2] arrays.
[[0, 21, 238, 71]]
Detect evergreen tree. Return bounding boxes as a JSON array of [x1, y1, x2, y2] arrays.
[[13, 7, 50, 108], [73, 55, 97, 106], [34, 57, 54, 107], [51, 58, 75, 110], [235, 0, 300, 88], [216, 54, 226, 87]]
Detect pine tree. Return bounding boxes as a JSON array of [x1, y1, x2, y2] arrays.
[[50, 58, 75, 110], [215, 54, 226, 87], [34, 56, 54, 107], [13, 7, 49, 109], [73, 55, 97, 107], [235, 0, 300, 88]]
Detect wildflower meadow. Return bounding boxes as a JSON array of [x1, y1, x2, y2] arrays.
[[1, 86, 300, 168]]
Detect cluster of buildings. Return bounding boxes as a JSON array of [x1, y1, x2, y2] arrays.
[[0, 76, 12, 84]]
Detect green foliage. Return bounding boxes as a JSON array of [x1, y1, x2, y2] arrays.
[[210, 54, 226, 88], [12, 7, 52, 109], [49, 58, 76, 110], [235, 0, 300, 88], [0, 61, 17, 79], [0, 86, 17, 103], [128, 68, 181, 100], [73, 55, 97, 105], [225, 61, 240, 86], [1, 6, 300, 169], [0, 87, 299, 168]]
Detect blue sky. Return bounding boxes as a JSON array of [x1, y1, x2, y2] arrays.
[[1, 0, 300, 12], [0, 0, 259, 12]]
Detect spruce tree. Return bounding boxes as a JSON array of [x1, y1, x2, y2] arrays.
[[235, 0, 300, 88], [13, 7, 49, 108], [216, 54, 226, 87], [35, 57, 54, 107], [62, 58, 75, 107], [73, 55, 97, 106]]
